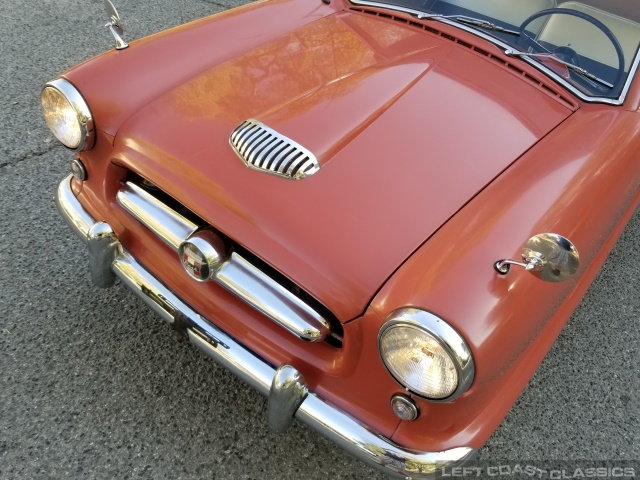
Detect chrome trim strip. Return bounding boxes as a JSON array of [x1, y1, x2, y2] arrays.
[[117, 181, 330, 342], [216, 254, 330, 342], [55, 174, 479, 479], [230, 119, 321, 179], [116, 182, 198, 251], [348, 0, 640, 105]]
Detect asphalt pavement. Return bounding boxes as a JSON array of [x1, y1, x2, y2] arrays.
[[0, 1, 638, 479]]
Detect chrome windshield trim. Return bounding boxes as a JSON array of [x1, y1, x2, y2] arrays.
[[56, 173, 479, 478], [116, 180, 330, 342], [348, 0, 640, 105]]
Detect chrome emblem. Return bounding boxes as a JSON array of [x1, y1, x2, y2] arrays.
[[182, 245, 207, 279], [178, 231, 228, 282], [229, 119, 320, 180]]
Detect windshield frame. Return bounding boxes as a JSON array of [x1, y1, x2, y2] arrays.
[[348, 0, 640, 106]]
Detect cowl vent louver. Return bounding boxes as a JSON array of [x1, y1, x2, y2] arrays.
[[230, 119, 320, 180]]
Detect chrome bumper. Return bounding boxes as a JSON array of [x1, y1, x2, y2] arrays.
[[55, 175, 478, 479]]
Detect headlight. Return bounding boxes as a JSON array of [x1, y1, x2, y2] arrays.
[[378, 308, 474, 401], [41, 78, 94, 151]]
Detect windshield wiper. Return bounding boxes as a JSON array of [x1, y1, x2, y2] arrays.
[[504, 49, 614, 89], [412, 11, 613, 90], [451, 16, 519, 35], [414, 13, 519, 35]]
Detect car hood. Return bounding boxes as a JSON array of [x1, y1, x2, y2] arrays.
[[114, 11, 574, 321]]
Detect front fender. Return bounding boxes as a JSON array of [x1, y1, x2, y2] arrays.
[[371, 104, 640, 451]]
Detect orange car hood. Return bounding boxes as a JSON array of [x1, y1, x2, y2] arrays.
[[114, 12, 574, 321]]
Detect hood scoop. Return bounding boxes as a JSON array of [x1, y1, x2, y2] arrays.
[[230, 119, 320, 180]]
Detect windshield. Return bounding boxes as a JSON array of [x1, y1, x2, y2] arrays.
[[350, 0, 640, 101]]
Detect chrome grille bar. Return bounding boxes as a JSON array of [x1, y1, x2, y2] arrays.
[[217, 254, 330, 342], [230, 119, 320, 180], [117, 182, 197, 250], [117, 181, 330, 342]]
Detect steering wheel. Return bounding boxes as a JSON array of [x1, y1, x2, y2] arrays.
[[518, 8, 625, 92]]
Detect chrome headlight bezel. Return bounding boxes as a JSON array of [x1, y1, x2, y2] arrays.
[[378, 308, 474, 402], [41, 78, 94, 152]]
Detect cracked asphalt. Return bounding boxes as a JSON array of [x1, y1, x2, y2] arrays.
[[0, 1, 638, 479]]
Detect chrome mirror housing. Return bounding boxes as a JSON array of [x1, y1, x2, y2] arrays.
[[104, 0, 129, 50], [495, 233, 579, 282]]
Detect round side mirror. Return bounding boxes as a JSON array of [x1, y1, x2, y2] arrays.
[[522, 233, 579, 282], [105, 0, 125, 35], [495, 233, 579, 282]]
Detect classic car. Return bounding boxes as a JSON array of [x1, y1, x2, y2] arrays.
[[45, 0, 640, 477]]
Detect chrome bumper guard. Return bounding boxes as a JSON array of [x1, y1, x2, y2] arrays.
[[56, 175, 478, 479]]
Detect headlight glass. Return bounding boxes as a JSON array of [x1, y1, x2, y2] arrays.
[[380, 325, 457, 399], [378, 308, 474, 401], [41, 79, 93, 151]]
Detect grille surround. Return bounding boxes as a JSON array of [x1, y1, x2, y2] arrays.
[[230, 119, 320, 180]]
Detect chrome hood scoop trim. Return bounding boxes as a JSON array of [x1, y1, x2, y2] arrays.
[[230, 119, 320, 180]]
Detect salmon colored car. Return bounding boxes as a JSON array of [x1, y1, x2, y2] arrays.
[[45, 0, 640, 477]]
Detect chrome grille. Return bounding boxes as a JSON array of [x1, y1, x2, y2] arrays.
[[230, 119, 320, 180], [116, 179, 334, 343]]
